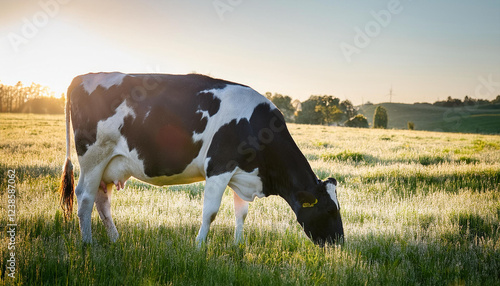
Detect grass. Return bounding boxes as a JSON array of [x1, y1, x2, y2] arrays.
[[1, 113, 500, 285]]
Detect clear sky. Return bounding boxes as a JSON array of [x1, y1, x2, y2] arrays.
[[1, 0, 499, 105]]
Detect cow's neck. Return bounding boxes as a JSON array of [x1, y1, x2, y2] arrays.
[[261, 134, 319, 211]]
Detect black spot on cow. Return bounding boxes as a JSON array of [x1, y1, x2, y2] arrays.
[[206, 117, 258, 176], [193, 114, 208, 134], [197, 92, 221, 116]]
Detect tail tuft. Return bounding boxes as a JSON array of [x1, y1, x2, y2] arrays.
[[59, 158, 75, 220]]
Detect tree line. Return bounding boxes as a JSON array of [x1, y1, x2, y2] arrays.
[[265, 92, 369, 127], [432, 95, 500, 108], [0, 81, 64, 114]]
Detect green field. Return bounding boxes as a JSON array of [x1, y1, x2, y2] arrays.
[[1, 113, 500, 285], [359, 103, 500, 134]]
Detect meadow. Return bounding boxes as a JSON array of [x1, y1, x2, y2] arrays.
[[1, 113, 499, 285], [359, 102, 500, 134]]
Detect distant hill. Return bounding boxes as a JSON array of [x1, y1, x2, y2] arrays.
[[358, 103, 500, 134]]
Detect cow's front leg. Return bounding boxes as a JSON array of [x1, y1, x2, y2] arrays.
[[196, 173, 232, 247], [233, 191, 249, 244], [95, 183, 119, 242]]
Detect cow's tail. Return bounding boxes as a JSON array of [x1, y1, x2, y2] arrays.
[[59, 85, 75, 221]]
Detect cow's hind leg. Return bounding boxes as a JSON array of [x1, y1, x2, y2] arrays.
[[75, 174, 101, 243], [233, 191, 249, 244], [196, 173, 232, 247], [95, 184, 119, 242]]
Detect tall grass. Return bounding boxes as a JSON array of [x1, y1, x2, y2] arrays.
[[1, 113, 499, 285]]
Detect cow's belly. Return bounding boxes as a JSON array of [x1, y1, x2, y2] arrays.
[[101, 153, 205, 187]]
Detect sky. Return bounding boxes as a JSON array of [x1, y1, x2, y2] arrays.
[[1, 0, 499, 105]]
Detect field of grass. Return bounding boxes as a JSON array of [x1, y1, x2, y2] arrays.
[[359, 102, 500, 134], [1, 113, 499, 285]]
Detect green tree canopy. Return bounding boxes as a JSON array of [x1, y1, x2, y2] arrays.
[[344, 114, 369, 128], [339, 100, 357, 121], [373, 105, 388, 129], [296, 95, 345, 125], [265, 92, 295, 122]]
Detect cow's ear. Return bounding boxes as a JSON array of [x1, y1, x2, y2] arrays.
[[322, 177, 337, 187], [296, 192, 318, 208], [327, 177, 337, 186]]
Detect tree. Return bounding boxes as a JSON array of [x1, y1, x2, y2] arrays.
[[339, 100, 357, 121], [492, 95, 500, 104], [0, 81, 61, 113], [296, 97, 323, 124], [344, 114, 369, 128], [373, 106, 388, 129], [314, 95, 342, 125], [296, 95, 344, 125], [266, 92, 295, 122]]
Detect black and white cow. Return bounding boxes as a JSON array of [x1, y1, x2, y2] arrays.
[[59, 72, 344, 246]]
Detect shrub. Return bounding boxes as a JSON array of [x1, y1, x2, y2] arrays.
[[344, 114, 369, 128], [373, 106, 388, 129], [408, 121, 415, 130]]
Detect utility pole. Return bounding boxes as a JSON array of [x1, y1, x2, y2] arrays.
[[387, 85, 395, 103]]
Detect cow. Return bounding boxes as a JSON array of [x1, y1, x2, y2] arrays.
[[59, 72, 344, 246]]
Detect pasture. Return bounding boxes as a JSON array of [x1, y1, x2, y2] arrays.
[[359, 102, 500, 134], [1, 113, 499, 285]]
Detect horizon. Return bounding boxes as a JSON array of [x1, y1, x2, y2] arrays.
[[1, 0, 499, 105]]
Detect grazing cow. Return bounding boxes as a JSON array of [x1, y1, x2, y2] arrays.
[[59, 72, 344, 246]]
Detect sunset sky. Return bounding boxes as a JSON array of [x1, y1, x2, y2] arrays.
[[1, 0, 499, 105]]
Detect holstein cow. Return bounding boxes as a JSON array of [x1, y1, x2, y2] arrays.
[[59, 72, 344, 246]]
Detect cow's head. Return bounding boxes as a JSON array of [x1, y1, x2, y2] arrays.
[[295, 178, 344, 246]]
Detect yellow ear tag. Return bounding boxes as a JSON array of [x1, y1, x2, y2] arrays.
[[302, 199, 318, 208]]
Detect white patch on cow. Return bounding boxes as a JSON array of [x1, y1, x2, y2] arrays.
[[228, 167, 264, 202], [209, 84, 273, 124], [96, 101, 136, 141], [192, 84, 274, 157], [326, 183, 339, 209], [197, 110, 210, 120], [78, 101, 136, 173], [143, 109, 151, 123], [81, 72, 128, 95]]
